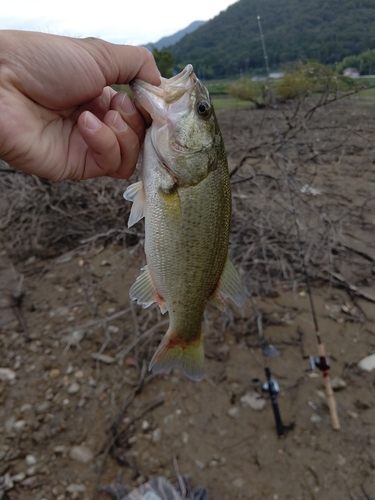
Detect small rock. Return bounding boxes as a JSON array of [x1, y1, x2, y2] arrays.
[[13, 419, 27, 432], [74, 370, 84, 379], [53, 445, 67, 455], [12, 472, 26, 483], [195, 460, 205, 470], [5, 415, 16, 433], [310, 413, 322, 424], [152, 428, 162, 444], [49, 368, 60, 379], [227, 407, 240, 418], [337, 454, 346, 466], [66, 483, 87, 494], [232, 478, 245, 488], [358, 353, 375, 372], [240, 391, 266, 411], [107, 325, 119, 334], [209, 460, 218, 467], [141, 420, 150, 431], [0, 368, 16, 381], [91, 353, 115, 364], [21, 476, 37, 487], [316, 390, 326, 400], [331, 376, 347, 391], [25, 454, 37, 466], [26, 466, 36, 476], [35, 401, 51, 414], [69, 445, 93, 464], [67, 382, 80, 394], [181, 432, 189, 444], [347, 410, 359, 419], [20, 403, 33, 413]]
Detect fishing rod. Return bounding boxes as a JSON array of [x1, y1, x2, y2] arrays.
[[250, 297, 284, 437], [256, 16, 340, 430]]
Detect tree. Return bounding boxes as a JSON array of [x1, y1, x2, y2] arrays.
[[152, 48, 174, 78]]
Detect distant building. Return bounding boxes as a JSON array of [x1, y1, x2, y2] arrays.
[[251, 73, 284, 82], [343, 67, 360, 78]]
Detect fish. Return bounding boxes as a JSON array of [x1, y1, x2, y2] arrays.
[[124, 64, 245, 381]]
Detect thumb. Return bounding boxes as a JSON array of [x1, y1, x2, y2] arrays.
[[79, 38, 161, 87]]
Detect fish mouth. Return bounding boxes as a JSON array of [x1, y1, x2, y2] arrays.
[[130, 65, 198, 115]]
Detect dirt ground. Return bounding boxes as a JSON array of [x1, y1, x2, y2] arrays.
[[1, 96, 375, 500]]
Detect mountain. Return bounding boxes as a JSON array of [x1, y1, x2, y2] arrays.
[[143, 21, 206, 51], [169, 0, 375, 79]]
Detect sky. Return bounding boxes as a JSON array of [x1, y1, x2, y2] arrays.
[[1, 0, 238, 46]]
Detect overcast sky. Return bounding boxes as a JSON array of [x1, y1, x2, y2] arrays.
[[1, 0, 238, 46]]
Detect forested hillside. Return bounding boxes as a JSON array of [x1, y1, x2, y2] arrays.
[[170, 0, 375, 78]]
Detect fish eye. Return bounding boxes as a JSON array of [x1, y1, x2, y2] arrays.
[[196, 100, 211, 119]]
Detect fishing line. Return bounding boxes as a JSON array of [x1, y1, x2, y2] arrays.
[[256, 16, 340, 430]]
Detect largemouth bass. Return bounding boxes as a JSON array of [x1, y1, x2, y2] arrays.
[[124, 65, 245, 381]]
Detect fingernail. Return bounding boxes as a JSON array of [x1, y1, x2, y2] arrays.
[[84, 112, 101, 130], [112, 111, 128, 131], [120, 93, 136, 114]]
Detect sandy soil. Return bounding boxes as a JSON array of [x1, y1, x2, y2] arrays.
[[1, 97, 375, 500]]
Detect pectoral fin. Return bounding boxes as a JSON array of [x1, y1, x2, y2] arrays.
[[209, 256, 246, 310], [130, 266, 167, 314], [123, 181, 146, 228]]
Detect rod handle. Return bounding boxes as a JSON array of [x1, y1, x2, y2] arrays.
[[318, 343, 340, 430], [323, 372, 340, 430]]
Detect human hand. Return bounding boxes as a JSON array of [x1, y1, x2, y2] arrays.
[[0, 30, 160, 181]]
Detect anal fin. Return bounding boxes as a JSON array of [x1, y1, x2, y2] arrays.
[[130, 265, 167, 314]]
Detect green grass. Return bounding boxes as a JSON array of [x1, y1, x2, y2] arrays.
[[212, 96, 253, 110]]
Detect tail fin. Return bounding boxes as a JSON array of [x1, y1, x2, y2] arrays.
[[149, 330, 205, 381]]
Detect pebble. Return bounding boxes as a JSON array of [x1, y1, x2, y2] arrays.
[[20, 403, 33, 413], [232, 478, 245, 488], [66, 483, 87, 494], [12, 472, 26, 483], [67, 382, 80, 394], [240, 391, 266, 410], [195, 460, 205, 470], [347, 410, 359, 419], [0, 368, 16, 381], [141, 420, 150, 431], [91, 353, 115, 364], [26, 466, 36, 476], [53, 445, 67, 455], [69, 445, 94, 464], [181, 432, 189, 444], [35, 401, 51, 414], [152, 428, 162, 444], [358, 353, 375, 372], [331, 376, 347, 391], [107, 325, 119, 334], [227, 407, 240, 418], [310, 413, 322, 424], [25, 454, 37, 466], [49, 368, 60, 379], [13, 419, 27, 432]]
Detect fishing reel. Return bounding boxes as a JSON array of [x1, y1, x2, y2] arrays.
[[262, 377, 280, 395]]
